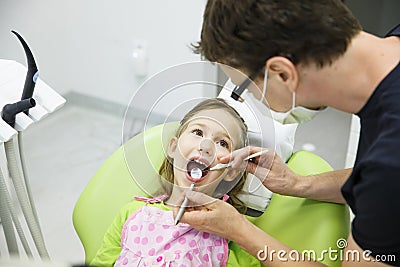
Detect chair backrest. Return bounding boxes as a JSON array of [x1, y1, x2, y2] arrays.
[[73, 122, 349, 266]]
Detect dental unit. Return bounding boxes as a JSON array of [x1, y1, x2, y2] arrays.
[[0, 30, 66, 260], [1, 98, 37, 257]]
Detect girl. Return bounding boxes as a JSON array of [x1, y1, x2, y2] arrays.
[[91, 98, 248, 267]]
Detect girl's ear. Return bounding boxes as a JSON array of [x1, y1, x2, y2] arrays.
[[167, 136, 178, 158]]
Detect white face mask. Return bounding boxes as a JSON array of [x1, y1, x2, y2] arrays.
[[249, 69, 324, 125], [271, 91, 324, 124]]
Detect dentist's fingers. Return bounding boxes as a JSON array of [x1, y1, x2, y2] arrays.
[[168, 184, 194, 207], [219, 146, 264, 168], [175, 191, 244, 239], [172, 191, 215, 227], [248, 151, 300, 197], [219, 146, 300, 198], [245, 149, 275, 175], [172, 190, 216, 214]]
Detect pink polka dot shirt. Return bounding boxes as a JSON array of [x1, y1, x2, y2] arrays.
[[114, 204, 228, 267]]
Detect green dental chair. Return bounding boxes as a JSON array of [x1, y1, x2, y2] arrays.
[[73, 122, 350, 267]]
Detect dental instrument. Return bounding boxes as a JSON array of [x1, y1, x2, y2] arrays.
[[174, 167, 201, 225], [1, 30, 66, 128], [11, 31, 38, 114], [209, 150, 269, 171], [174, 182, 195, 225], [189, 167, 202, 182]]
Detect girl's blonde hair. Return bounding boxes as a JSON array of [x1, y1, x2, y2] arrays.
[[159, 98, 248, 214]]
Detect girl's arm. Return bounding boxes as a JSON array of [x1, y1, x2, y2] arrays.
[[90, 203, 139, 267]]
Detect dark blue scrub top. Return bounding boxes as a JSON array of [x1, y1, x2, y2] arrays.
[[341, 24, 400, 266]]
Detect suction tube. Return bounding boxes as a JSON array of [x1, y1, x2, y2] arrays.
[[0, 161, 33, 257], [0, 168, 19, 255], [4, 137, 50, 259], [11, 31, 39, 113]]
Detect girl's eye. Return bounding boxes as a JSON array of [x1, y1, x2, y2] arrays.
[[192, 128, 203, 136], [218, 140, 230, 149]]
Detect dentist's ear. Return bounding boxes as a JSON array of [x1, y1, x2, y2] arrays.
[[266, 56, 299, 93], [167, 136, 178, 158]]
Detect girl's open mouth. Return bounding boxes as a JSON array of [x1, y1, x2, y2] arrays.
[[186, 159, 210, 182]]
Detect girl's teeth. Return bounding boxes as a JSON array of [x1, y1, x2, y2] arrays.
[[194, 159, 205, 165]]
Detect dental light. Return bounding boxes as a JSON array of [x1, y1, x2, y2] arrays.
[[0, 30, 66, 260]]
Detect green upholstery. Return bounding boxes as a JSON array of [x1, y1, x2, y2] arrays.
[[73, 122, 349, 266]]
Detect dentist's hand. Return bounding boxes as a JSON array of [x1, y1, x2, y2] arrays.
[[173, 191, 247, 241], [219, 146, 301, 197]]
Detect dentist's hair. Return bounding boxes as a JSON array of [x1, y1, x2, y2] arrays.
[[159, 98, 248, 213], [194, 0, 361, 77]]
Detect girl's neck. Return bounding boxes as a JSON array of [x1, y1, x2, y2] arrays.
[[164, 185, 191, 207]]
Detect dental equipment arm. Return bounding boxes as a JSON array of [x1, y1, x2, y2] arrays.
[[0, 29, 64, 260]]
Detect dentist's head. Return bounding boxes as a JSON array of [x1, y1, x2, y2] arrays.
[[194, 0, 361, 120]]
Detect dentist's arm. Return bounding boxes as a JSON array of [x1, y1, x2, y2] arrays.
[[177, 191, 322, 266], [220, 146, 351, 204], [177, 192, 388, 267]]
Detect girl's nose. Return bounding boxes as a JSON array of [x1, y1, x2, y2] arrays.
[[198, 138, 215, 156]]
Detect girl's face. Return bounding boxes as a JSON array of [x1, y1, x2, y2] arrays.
[[167, 109, 243, 195]]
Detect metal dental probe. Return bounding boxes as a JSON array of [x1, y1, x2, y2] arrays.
[[209, 149, 269, 171], [174, 168, 201, 225]]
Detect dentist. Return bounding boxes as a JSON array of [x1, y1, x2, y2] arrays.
[[176, 0, 400, 266]]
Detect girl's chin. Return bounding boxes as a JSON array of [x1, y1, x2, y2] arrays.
[[174, 178, 221, 193]]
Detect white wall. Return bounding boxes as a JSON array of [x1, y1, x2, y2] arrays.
[[0, 0, 209, 110], [343, 0, 400, 168]]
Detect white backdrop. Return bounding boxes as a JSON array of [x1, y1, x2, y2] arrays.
[[0, 0, 211, 113]]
